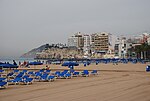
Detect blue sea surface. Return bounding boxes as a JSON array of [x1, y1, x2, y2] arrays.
[[0, 58, 35, 64]]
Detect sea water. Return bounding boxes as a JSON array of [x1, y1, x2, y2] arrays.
[[0, 58, 35, 64]]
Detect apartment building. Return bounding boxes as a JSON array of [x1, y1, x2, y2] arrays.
[[68, 32, 84, 49], [114, 37, 127, 58], [91, 32, 109, 53]]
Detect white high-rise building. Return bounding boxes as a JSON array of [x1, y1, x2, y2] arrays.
[[114, 37, 127, 58], [68, 32, 84, 49], [68, 36, 78, 47], [83, 34, 91, 55]]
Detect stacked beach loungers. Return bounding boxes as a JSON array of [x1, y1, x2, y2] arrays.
[[0, 69, 98, 89]]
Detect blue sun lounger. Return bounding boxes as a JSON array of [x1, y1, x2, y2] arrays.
[[22, 75, 29, 79], [48, 75, 55, 82], [13, 69, 19, 73], [0, 77, 6, 82], [0, 70, 4, 73], [61, 70, 71, 79], [28, 71, 34, 76], [8, 77, 22, 85], [16, 72, 24, 78], [45, 70, 51, 74], [55, 71, 71, 79], [7, 72, 14, 77], [34, 72, 42, 80], [82, 70, 89, 77], [65, 73, 71, 79], [57, 72, 65, 78], [72, 71, 80, 77], [0, 70, 4, 77], [0, 81, 7, 88], [63, 70, 69, 74], [39, 73, 49, 81], [22, 78, 33, 85], [54, 71, 61, 78], [0, 77, 7, 88], [39, 69, 44, 73], [61, 71, 72, 79], [22, 70, 28, 73], [91, 70, 98, 75]]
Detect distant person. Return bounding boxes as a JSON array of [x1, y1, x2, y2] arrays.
[[23, 61, 27, 66], [26, 64, 30, 68], [46, 65, 50, 70], [19, 61, 21, 65], [69, 65, 74, 73], [96, 61, 98, 65], [13, 60, 17, 65]]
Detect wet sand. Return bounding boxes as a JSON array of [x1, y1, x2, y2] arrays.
[[0, 63, 150, 101]]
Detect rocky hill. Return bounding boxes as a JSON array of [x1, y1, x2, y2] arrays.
[[20, 43, 84, 59], [20, 44, 49, 58]]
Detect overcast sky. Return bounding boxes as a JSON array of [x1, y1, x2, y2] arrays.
[[0, 0, 150, 58]]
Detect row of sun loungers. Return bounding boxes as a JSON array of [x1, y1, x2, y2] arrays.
[[0, 69, 98, 89], [0, 77, 7, 88]]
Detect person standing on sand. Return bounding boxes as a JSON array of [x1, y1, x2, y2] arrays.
[[69, 65, 74, 73], [46, 65, 50, 70], [19, 61, 21, 65], [13, 60, 17, 65]]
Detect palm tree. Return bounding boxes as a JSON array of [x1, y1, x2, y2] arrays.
[[134, 43, 150, 59], [128, 43, 150, 59], [134, 45, 142, 59], [144, 43, 150, 59]]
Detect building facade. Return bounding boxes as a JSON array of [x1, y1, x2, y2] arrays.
[[68, 32, 111, 58], [114, 37, 127, 58], [91, 32, 109, 53], [74, 32, 84, 49], [68, 32, 84, 49], [68, 36, 78, 47], [83, 34, 91, 55]]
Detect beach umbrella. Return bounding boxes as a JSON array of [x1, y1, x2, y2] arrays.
[[0, 64, 18, 77], [83, 61, 91, 66], [146, 65, 150, 72], [62, 61, 79, 67], [28, 61, 43, 65], [0, 63, 18, 68], [62, 61, 79, 72], [28, 61, 43, 69]]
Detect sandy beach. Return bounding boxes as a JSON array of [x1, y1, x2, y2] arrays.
[[0, 63, 150, 101]]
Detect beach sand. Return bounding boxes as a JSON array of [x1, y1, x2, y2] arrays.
[[0, 63, 150, 101]]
